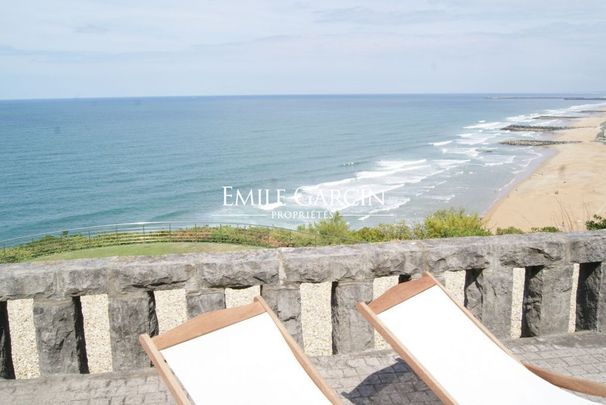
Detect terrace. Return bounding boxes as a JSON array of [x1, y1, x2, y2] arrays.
[[0, 230, 605, 404]]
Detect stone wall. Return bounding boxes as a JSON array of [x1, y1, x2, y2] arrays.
[[1, 231, 606, 377]]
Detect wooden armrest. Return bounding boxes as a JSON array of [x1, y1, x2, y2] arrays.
[[525, 363, 606, 398]]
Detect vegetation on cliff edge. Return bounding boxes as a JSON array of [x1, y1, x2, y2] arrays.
[[0, 208, 575, 264]]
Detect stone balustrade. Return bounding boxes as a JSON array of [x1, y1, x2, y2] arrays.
[[0, 231, 605, 378]]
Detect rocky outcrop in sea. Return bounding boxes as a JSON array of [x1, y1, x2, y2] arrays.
[[502, 124, 570, 132], [500, 139, 581, 146], [532, 115, 580, 120]]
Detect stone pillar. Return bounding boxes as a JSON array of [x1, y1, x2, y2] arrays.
[[464, 266, 514, 339], [522, 263, 573, 337], [576, 262, 606, 332], [331, 280, 374, 354], [0, 302, 15, 379], [186, 288, 226, 319], [261, 284, 303, 346], [33, 297, 88, 375], [108, 291, 158, 371]]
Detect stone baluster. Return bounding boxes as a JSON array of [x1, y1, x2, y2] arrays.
[[33, 297, 88, 375], [464, 264, 514, 339], [108, 291, 158, 371], [522, 262, 574, 337], [331, 280, 374, 354], [186, 288, 226, 319], [576, 262, 606, 332], [0, 301, 14, 379], [260, 284, 303, 346]]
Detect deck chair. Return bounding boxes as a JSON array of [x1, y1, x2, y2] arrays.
[[357, 272, 606, 405], [140, 296, 341, 404]]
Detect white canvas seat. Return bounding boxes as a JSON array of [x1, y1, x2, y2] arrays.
[[358, 272, 606, 405], [140, 297, 341, 405]]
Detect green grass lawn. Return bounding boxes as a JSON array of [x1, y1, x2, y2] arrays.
[[31, 242, 260, 262]]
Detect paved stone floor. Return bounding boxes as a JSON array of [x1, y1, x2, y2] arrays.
[[1, 332, 605, 404]]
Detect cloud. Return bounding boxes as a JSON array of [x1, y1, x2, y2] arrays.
[[314, 7, 455, 25], [1, 0, 606, 98], [74, 24, 109, 34]]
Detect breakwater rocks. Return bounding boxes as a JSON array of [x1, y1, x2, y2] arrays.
[[500, 139, 581, 146], [532, 115, 580, 120], [563, 97, 606, 101], [597, 122, 606, 144], [502, 124, 570, 132]]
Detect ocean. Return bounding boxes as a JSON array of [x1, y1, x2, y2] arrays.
[[1, 94, 605, 241]]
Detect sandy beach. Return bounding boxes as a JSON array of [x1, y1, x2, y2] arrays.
[[484, 112, 606, 231]]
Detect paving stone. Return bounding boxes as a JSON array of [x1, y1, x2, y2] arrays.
[[1, 332, 605, 404]]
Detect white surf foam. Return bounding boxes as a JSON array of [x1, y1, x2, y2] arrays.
[[464, 121, 504, 130], [426, 194, 455, 201], [456, 136, 492, 146], [256, 202, 284, 211], [358, 198, 411, 221], [506, 113, 539, 123], [292, 157, 467, 213], [440, 147, 481, 158], [478, 154, 516, 167]]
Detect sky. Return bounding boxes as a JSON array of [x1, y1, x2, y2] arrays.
[[1, 0, 605, 99]]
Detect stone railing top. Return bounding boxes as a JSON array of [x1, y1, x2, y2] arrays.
[[1, 231, 606, 300]]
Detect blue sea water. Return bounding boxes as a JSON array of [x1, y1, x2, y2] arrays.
[[1, 94, 605, 241]]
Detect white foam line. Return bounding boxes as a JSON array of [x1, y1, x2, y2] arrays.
[[358, 198, 410, 220]]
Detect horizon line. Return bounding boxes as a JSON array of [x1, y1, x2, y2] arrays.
[[1, 91, 606, 103]]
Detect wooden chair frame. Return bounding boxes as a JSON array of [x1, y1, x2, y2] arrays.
[[357, 272, 606, 404], [140, 296, 342, 405]]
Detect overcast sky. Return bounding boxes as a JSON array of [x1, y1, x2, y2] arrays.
[[1, 0, 605, 99]]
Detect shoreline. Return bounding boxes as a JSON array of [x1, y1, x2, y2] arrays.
[[484, 111, 606, 231], [481, 147, 556, 219]]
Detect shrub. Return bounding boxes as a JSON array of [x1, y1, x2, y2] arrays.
[[354, 222, 412, 242], [297, 212, 353, 244], [496, 226, 524, 235], [415, 209, 491, 239], [530, 226, 560, 233], [586, 215, 606, 230], [353, 226, 386, 242]]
